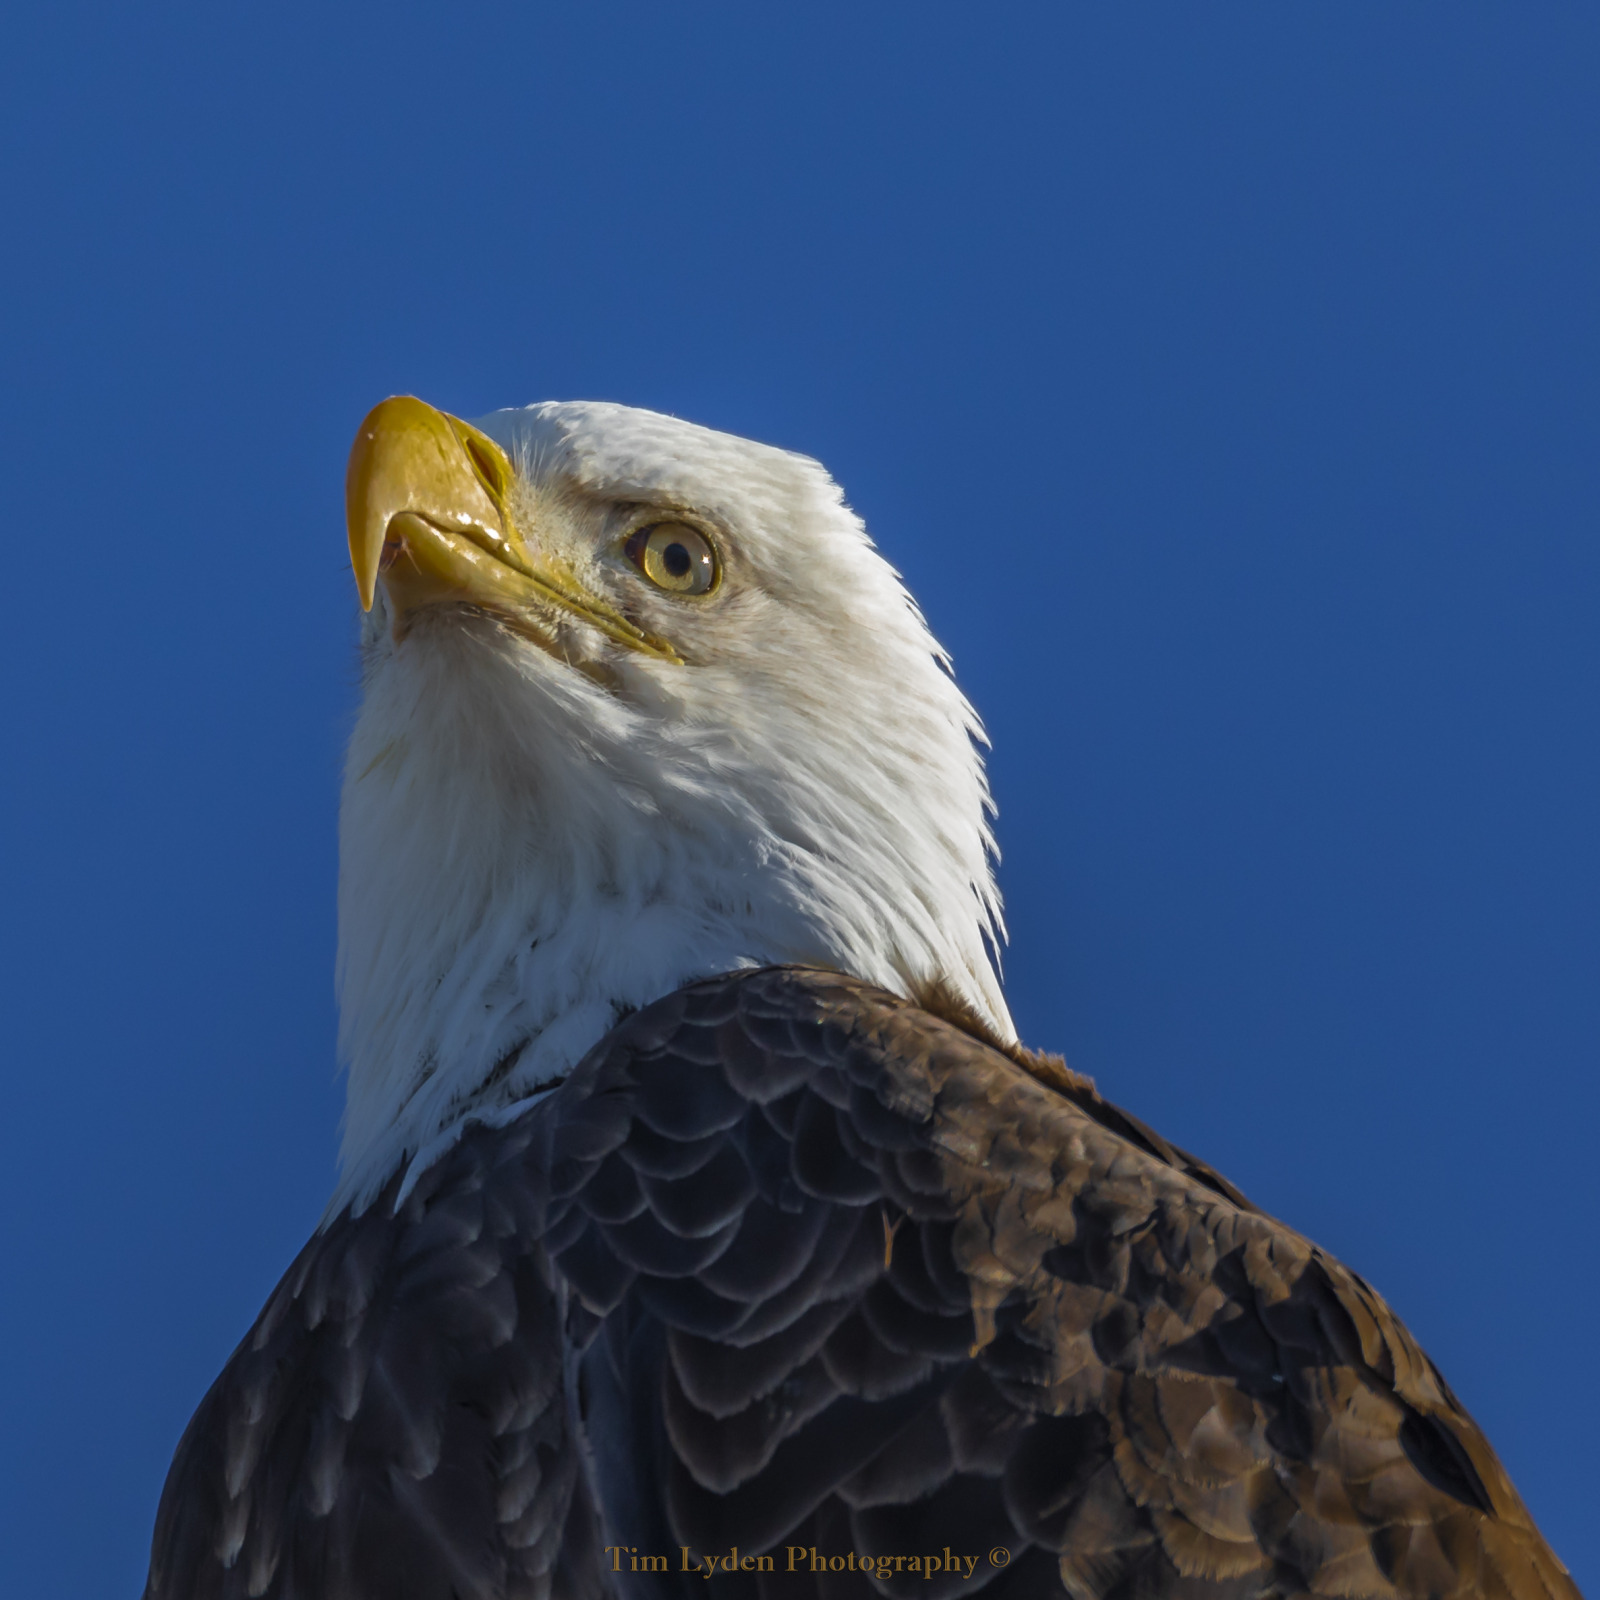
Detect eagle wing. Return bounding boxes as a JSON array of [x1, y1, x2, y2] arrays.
[[144, 967, 1578, 1600]]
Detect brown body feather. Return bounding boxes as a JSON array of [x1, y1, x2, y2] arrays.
[[144, 968, 1578, 1600]]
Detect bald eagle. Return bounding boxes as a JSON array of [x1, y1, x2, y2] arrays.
[[143, 398, 1577, 1600]]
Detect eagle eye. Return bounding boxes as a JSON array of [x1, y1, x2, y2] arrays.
[[625, 522, 719, 596]]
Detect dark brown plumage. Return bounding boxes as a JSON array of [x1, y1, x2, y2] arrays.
[[144, 967, 1579, 1600]]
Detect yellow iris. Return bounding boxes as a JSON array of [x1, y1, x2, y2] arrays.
[[626, 522, 719, 596]]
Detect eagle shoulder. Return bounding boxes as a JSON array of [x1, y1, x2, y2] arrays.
[[552, 967, 1577, 1600], [143, 1115, 606, 1600]]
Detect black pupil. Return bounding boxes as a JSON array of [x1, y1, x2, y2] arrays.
[[663, 540, 692, 578]]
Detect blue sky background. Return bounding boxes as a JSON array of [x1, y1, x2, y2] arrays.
[[2, 4, 1596, 1594]]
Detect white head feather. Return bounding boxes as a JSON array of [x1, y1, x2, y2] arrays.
[[332, 401, 1010, 1216]]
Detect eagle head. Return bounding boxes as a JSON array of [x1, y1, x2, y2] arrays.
[[334, 397, 1010, 1214]]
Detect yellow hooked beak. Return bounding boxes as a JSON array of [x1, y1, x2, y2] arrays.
[[345, 396, 682, 662]]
